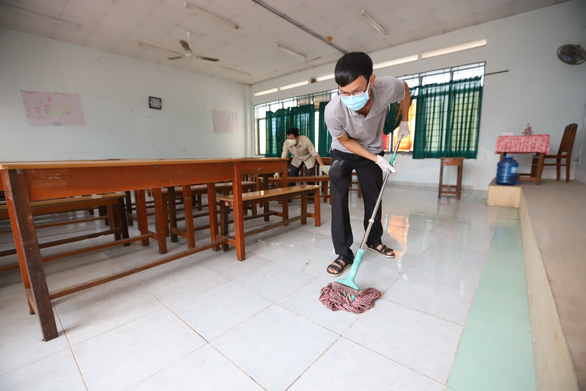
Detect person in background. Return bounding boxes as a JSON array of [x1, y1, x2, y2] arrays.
[[324, 51, 411, 276], [275, 127, 329, 179]]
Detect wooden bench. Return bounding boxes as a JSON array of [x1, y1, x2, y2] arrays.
[[0, 193, 130, 272], [268, 175, 332, 204], [165, 181, 257, 245], [217, 185, 321, 254]]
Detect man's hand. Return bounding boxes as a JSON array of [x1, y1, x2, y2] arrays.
[[376, 155, 396, 174], [273, 173, 280, 179], [397, 121, 410, 141], [320, 165, 329, 176]]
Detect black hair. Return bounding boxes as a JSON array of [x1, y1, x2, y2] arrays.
[[286, 128, 299, 137], [334, 52, 373, 87]]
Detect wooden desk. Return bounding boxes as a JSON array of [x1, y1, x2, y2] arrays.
[[0, 158, 287, 341], [495, 135, 550, 185]]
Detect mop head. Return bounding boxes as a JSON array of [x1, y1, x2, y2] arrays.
[[319, 282, 381, 314]]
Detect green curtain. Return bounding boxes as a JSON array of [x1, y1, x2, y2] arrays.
[[413, 77, 482, 159], [291, 104, 315, 144], [318, 101, 332, 157], [265, 104, 315, 157], [265, 108, 291, 157]]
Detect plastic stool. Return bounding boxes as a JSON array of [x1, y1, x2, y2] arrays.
[[438, 157, 463, 199]]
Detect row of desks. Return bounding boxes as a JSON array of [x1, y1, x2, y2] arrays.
[[0, 158, 292, 341]]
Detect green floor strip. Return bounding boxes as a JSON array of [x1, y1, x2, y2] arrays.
[[447, 208, 537, 391]]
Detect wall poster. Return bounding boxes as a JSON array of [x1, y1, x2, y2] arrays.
[[212, 110, 238, 133], [20, 90, 86, 127]]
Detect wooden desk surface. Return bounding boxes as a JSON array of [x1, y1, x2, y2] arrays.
[[0, 158, 288, 201], [0, 157, 285, 170]]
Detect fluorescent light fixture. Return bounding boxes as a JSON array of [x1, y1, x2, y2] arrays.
[[373, 55, 418, 69], [1, 3, 81, 28], [422, 39, 487, 59], [315, 74, 335, 82], [277, 45, 307, 60], [279, 80, 309, 91], [361, 9, 387, 36], [254, 88, 278, 97], [184, 2, 239, 30]]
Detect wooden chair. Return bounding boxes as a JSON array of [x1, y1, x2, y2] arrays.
[[438, 157, 464, 199], [532, 123, 577, 182]]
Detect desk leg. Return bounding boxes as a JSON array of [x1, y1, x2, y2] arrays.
[[262, 174, 270, 222], [153, 188, 167, 254], [499, 152, 506, 160], [232, 166, 245, 261], [182, 185, 195, 249], [207, 183, 219, 251], [168, 187, 178, 243], [314, 188, 321, 227], [536, 153, 545, 185], [135, 190, 150, 246], [124, 191, 133, 226], [1, 170, 58, 341]]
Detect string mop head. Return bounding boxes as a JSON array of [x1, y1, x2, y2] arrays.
[[319, 282, 381, 314], [319, 250, 381, 314]]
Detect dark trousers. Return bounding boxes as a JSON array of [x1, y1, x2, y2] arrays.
[[289, 163, 316, 177], [289, 163, 316, 186], [329, 149, 383, 261]]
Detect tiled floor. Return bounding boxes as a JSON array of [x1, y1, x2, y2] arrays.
[[0, 185, 537, 390]]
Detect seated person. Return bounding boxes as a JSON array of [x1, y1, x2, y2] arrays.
[[277, 127, 329, 179]]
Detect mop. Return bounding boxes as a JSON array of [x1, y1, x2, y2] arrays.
[[319, 142, 400, 314]]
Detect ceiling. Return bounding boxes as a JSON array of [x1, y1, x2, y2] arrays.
[[0, 0, 568, 85]]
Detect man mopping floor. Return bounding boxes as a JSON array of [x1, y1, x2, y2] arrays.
[[323, 51, 411, 278], [320, 142, 401, 313], [318, 51, 411, 313]]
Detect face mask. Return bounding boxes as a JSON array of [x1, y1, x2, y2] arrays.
[[286, 139, 296, 146], [340, 81, 370, 111]]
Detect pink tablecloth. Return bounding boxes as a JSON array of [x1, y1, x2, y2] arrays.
[[495, 135, 550, 154]]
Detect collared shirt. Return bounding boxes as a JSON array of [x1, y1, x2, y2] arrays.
[[281, 135, 319, 168], [325, 76, 405, 154]]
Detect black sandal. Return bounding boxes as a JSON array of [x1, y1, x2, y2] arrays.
[[367, 243, 395, 258], [326, 257, 353, 276]]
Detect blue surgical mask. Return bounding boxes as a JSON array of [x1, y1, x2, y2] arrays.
[[340, 82, 370, 111]]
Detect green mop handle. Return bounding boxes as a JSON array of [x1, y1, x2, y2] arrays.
[[359, 140, 399, 250], [338, 142, 400, 291]]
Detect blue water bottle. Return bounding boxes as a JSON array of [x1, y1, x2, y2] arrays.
[[496, 156, 519, 185]]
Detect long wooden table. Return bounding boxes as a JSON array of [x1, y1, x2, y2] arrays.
[[0, 158, 288, 341]]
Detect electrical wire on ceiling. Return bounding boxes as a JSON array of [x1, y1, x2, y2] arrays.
[[251, 0, 348, 55]]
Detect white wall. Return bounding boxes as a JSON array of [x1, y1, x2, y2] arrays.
[[0, 27, 248, 161], [251, 0, 586, 189]]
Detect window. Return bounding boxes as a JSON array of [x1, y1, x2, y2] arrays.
[[253, 62, 485, 158]]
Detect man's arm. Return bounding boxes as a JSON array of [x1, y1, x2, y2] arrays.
[[337, 132, 378, 163], [281, 142, 289, 159], [396, 81, 412, 141], [315, 155, 326, 166], [400, 81, 411, 121]]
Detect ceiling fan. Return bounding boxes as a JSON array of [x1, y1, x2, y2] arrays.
[[138, 31, 218, 62]]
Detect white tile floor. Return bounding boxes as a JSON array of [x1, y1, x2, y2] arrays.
[[0, 185, 499, 391]]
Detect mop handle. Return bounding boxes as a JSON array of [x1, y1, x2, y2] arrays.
[[359, 141, 400, 250]]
